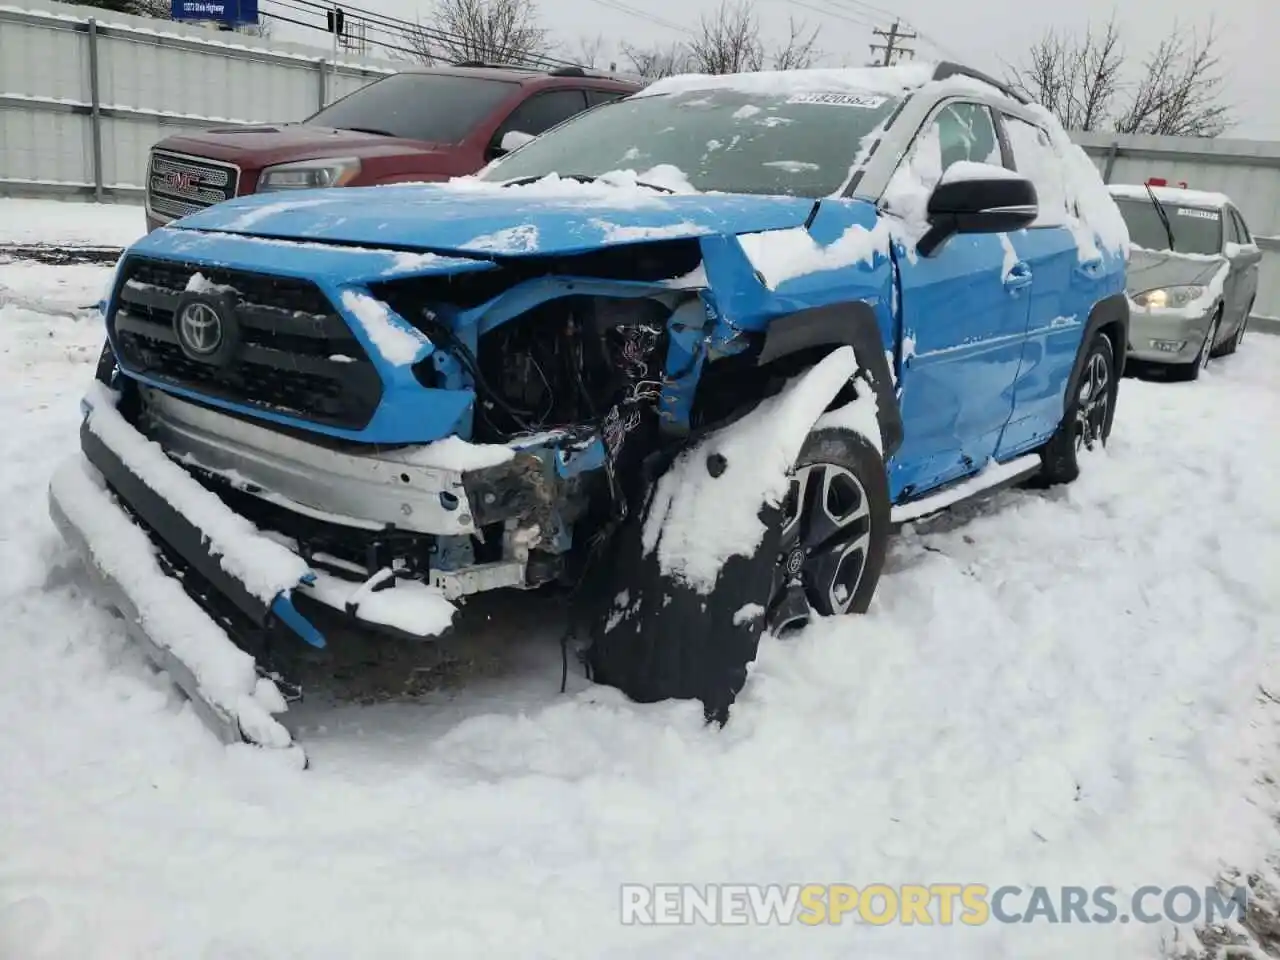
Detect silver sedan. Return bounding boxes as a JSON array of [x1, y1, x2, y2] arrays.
[[1109, 183, 1261, 381]]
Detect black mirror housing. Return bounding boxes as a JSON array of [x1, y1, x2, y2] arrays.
[[918, 173, 1039, 256]]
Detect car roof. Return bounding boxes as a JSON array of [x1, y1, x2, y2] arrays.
[[1108, 183, 1234, 210], [397, 64, 644, 88]]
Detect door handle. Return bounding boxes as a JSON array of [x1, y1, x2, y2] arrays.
[[1076, 257, 1104, 279], [1004, 261, 1033, 291]]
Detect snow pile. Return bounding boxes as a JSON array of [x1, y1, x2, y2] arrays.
[[82, 382, 311, 604], [1107, 183, 1233, 210], [302, 570, 456, 638], [592, 218, 710, 243], [384, 435, 515, 471], [638, 62, 936, 100], [339, 290, 432, 366], [48, 456, 296, 750], [465, 224, 540, 253], [641, 346, 864, 593], [737, 220, 892, 289]]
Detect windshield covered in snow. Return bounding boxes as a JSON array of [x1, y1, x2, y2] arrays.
[[477, 88, 901, 197], [1113, 198, 1223, 255]]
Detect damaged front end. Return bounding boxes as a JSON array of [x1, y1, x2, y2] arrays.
[[49, 220, 770, 757]]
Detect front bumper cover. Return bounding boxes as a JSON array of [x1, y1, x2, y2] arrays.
[[1126, 306, 1215, 363]]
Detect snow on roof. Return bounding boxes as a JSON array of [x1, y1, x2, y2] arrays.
[[1108, 183, 1233, 209], [637, 62, 938, 99]]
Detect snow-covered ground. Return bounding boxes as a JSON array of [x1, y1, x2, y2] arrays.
[[2, 207, 1280, 959], [0, 198, 146, 248]]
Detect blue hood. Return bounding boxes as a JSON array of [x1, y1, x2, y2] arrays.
[[167, 181, 818, 258]]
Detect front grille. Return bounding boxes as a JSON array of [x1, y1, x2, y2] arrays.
[[147, 151, 240, 223], [110, 257, 383, 429]]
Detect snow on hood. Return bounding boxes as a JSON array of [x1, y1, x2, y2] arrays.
[[166, 178, 818, 258], [1108, 183, 1232, 210], [1126, 245, 1225, 294]]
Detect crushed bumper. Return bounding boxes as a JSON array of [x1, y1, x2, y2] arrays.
[[46, 384, 462, 758]]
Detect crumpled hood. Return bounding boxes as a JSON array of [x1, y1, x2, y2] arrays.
[[166, 179, 819, 257], [1126, 246, 1225, 294]]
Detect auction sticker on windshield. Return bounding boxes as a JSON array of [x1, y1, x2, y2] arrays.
[[785, 93, 888, 108], [1176, 208, 1219, 220]]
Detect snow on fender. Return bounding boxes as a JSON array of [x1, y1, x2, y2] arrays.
[[640, 346, 877, 594]]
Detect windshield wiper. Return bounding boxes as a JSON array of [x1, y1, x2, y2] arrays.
[[499, 173, 676, 194], [1145, 183, 1177, 252], [338, 126, 397, 137]]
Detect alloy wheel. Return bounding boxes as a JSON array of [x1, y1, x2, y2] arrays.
[[1074, 348, 1111, 453], [765, 462, 873, 636]]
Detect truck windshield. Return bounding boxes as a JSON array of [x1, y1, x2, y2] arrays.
[[478, 87, 901, 197], [1113, 198, 1223, 255], [307, 73, 519, 144]]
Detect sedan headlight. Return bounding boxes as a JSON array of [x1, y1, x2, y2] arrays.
[[257, 157, 362, 192], [1132, 284, 1206, 310]]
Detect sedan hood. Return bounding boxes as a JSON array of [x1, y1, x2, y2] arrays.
[[1126, 246, 1225, 294], [165, 179, 821, 257], [157, 124, 450, 166]]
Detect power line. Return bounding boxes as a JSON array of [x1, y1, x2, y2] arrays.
[[869, 18, 915, 66]]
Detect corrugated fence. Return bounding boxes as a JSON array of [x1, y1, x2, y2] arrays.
[[0, 0, 395, 201], [1, 0, 1278, 325]]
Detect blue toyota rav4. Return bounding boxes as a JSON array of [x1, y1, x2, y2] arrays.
[[50, 61, 1130, 758]]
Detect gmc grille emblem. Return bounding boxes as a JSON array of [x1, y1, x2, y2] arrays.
[[164, 171, 198, 193]]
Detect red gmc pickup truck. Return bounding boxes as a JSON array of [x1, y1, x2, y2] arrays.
[[144, 63, 644, 232]]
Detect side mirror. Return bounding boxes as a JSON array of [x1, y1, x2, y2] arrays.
[[494, 129, 535, 156], [918, 163, 1038, 257]]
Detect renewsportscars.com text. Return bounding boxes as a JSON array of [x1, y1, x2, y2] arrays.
[[620, 883, 1248, 926]]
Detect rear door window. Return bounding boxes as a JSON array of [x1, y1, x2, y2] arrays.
[[496, 90, 590, 140], [587, 89, 628, 107], [1001, 113, 1071, 226]]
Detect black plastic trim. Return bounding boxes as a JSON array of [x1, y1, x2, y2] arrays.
[[79, 418, 274, 629], [755, 301, 904, 457]]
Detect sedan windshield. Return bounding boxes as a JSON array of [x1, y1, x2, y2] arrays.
[[478, 88, 902, 197], [307, 73, 518, 144], [1114, 198, 1223, 255]]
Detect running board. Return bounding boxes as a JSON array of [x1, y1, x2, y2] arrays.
[[890, 454, 1042, 528]]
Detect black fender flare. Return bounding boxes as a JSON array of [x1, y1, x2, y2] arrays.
[[1071, 292, 1130, 390], [754, 301, 904, 457]]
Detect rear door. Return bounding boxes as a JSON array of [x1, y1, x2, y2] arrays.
[[992, 110, 1101, 459], [1225, 206, 1262, 329], [885, 99, 1034, 501]]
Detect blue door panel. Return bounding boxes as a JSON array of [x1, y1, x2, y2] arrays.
[[888, 231, 1032, 501]]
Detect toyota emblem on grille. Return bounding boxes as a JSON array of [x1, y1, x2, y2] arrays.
[[177, 300, 224, 356]]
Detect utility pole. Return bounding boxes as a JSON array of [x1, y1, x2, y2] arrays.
[[870, 19, 916, 66]]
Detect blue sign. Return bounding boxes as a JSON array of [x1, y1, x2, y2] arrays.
[[170, 0, 258, 24]]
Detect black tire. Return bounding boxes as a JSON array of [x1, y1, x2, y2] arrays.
[[764, 428, 891, 636], [1220, 302, 1251, 356], [1038, 329, 1118, 485], [1168, 307, 1221, 380]]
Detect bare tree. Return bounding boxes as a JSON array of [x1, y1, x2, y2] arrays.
[[687, 0, 764, 74], [769, 15, 820, 70], [1114, 20, 1231, 137], [1008, 17, 1122, 132], [564, 33, 606, 68], [620, 41, 692, 79], [403, 0, 550, 67], [1007, 17, 1232, 137]]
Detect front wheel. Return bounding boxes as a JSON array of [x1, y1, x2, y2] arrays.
[[765, 429, 891, 636], [1037, 329, 1117, 485]]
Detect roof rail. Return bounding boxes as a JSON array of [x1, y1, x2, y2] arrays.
[[931, 61, 1030, 105], [548, 65, 586, 77], [451, 60, 540, 71]]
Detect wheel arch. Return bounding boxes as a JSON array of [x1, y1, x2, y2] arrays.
[[750, 301, 904, 457], [1075, 292, 1129, 387]]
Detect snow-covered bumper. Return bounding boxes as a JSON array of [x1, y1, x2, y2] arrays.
[[1126, 306, 1215, 363]]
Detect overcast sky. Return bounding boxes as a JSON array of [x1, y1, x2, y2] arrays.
[[278, 0, 1279, 139]]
